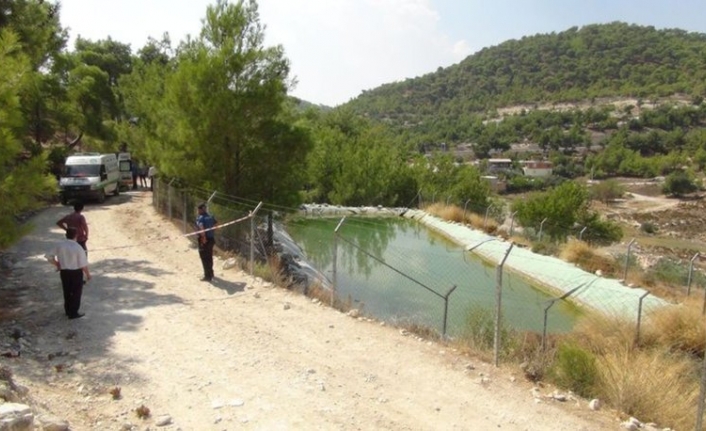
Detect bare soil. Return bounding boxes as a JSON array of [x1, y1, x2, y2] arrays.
[[0, 190, 621, 430], [594, 179, 706, 263]]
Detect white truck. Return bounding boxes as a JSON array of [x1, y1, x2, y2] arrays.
[[59, 153, 120, 205]]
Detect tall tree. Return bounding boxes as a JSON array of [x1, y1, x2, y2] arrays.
[[124, 0, 310, 204], [0, 29, 57, 248]]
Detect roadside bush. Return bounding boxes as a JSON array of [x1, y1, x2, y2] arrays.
[[639, 222, 657, 234], [505, 175, 545, 193], [578, 212, 623, 245], [662, 170, 698, 196], [549, 342, 598, 398], [589, 179, 625, 203]]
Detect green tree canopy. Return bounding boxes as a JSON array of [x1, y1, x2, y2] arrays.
[[120, 0, 311, 206]]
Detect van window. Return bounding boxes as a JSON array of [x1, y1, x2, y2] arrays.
[[63, 165, 100, 177], [119, 160, 131, 172]]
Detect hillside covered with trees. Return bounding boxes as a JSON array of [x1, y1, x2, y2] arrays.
[[346, 22, 706, 147]]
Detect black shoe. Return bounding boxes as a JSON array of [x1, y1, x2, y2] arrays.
[[68, 313, 85, 320], [199, 277, 212, 282]]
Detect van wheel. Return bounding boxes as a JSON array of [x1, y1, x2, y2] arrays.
[[61, 197, 68, 205], [113, 185, 119, 196], [98, 188, 106, 203]]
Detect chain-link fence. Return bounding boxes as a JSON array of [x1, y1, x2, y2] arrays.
[[150, 178, 693, 366]]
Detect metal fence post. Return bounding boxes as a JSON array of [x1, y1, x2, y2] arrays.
[[623, 238, 636, 283], [697, 325, 706, 430], [635, 291, 650, 346], [332, 217, 347, 307], [484, 204, 492, 229], [579, 226, 587, 241], [249, 202, 263, 276], [541, 282, 589, 351], [207, 190, 217, 207], [417, 189, 423, 208], [153, 177, 159, 209], [442, 285, 458, 338], [688, 252, 700, 296], [509, 211, 518, 237], [494, 243, 514, 367], [538, 218, 547, 242], [463, 199, 471, 222], [167, 178, 175, 219], [446, 195, 451, 206], [183, 192, 188, 234]]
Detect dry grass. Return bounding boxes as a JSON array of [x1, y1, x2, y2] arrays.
[[508, 235, 533, 249], [557, 310, 703, 430], [641, 301, 706, 356], [425, 203, 500, 234], [570, 313, 637, 354], [559, 239, 620, 276], [466, 212, 499, 234], [595, 347, 698, 430], [426, 203, 465, 223]]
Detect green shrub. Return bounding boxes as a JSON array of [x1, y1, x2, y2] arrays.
[[663, 171, 698, 196], [589, 179, 625, 203], [550, 343, 598, 398], [640, 222, 657, 234], [460, 306, 515, 355]]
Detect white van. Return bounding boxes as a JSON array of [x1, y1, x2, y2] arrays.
[[59, 153, 120, 204], [117, 152, 133, 190]]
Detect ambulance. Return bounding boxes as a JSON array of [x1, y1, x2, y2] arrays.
[[59, 153, 120, 204]]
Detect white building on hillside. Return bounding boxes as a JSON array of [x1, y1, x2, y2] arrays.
[[521, 161, 553, 177]]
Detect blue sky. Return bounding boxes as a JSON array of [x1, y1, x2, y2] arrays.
[[59, 0, 706, 107]]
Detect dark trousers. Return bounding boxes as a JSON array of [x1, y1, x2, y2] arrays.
[[199, 238, 215, 279], [60, 269, 84, 317], [78, 240, 87, 255]]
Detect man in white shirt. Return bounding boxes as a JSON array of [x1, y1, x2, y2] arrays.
[[51, 227, 91, 319], [148, 165, 157, 191]]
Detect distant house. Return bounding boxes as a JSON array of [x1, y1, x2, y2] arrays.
[[521, 160, 553, 177], [487, 158, 513, 174]]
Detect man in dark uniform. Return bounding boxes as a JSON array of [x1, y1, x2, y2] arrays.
[[51, 227, 91, 319], [196, 203, 217, 282]]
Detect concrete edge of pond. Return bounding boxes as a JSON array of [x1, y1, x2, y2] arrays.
[[400, 209, 670, 320]]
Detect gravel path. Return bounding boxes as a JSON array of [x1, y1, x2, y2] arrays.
[[0, 190, 618, 430]]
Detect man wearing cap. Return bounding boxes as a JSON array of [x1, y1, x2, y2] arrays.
[[196, 203, 217, 282], [51, 227, 91, 319]]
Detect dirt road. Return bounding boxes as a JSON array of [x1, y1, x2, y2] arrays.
[[0, 191, 618, 430]]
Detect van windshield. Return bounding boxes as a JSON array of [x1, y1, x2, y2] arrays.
[[63, 164, 100, 177]]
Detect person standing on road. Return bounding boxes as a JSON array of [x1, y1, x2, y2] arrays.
[[50, 227, 91, 319], [196, 203, 217, 282], [148, 165, 157, 191], [139, 164, 148, 188], [56, 202, 89, 254], [131, 161, 139, 190]]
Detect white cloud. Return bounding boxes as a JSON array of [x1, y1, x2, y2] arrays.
[[258, 0, 472, 106], [60, 0, 471, 107]]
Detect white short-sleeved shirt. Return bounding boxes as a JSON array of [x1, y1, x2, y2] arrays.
[[53, 239, 87, 270]]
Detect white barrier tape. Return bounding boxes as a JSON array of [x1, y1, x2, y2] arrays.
[[89, 214, 251, 252]]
